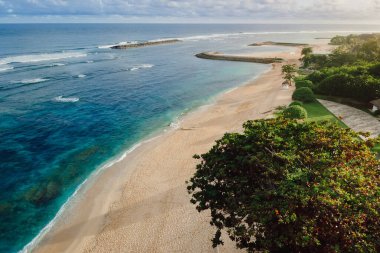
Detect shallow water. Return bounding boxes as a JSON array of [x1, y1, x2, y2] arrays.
[[1, 23, 380, 252]]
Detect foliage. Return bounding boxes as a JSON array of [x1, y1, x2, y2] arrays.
[[305, 62, 380, 102], [368, 63, 380, 78], [295, 79, 314, 89], [292, 87, 315, 103], [188, 118, 380, 253], [301, 47, 313, 57], [304, 34, 380, 69], [302, 54, 330, 69], [282, 64, 297, 85], [307, 70, 328, 84], [289, 101, 303, 107], [282, 105, 308, 119]]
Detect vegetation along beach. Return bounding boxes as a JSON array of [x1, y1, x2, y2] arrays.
[[1, 2, 380, 253]]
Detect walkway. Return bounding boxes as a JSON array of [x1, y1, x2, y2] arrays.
[[318, 99, 380, 138]]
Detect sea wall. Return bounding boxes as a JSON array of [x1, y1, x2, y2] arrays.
[[249, 41, 308, 47], [195, 52, 283, 64], [111, 39, 181, 49]]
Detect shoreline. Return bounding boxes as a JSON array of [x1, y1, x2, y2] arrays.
[[30, 48, 301, 253], [21, 61, 271, 253]]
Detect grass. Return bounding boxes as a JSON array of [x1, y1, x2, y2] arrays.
[[302, 100, 348, 128], [315, 94, 380, 117], [372, 144, 380, 153], [300, 100, 380, 154]]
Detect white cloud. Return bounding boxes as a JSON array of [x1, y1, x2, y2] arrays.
[[0, 0, 379, 22]]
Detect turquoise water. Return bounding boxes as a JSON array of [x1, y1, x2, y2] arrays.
[[1, 24, 380, 252]]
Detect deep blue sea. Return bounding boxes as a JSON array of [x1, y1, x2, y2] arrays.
[[1, 23, 380, 252]]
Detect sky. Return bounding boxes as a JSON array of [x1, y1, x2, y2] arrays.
[[0, 0, 379, 23]]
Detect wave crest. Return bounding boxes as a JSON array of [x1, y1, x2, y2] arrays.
[[53, 96, 80, 103], [0, 52, 87, 65], [19, 78, 48, 84], [129, 64, 154, 71], [98, 41, 139, 49], [0, 65, 14, 72]]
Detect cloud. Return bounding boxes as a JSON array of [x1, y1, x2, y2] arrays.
[[0, 0, 379, 22]]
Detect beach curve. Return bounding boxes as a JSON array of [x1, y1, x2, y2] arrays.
[[30, 48, 303, 253]]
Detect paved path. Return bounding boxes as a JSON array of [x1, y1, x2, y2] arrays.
[[318, 99, 380, 138]]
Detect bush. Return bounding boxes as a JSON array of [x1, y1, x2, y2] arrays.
[[282, 105, 307, 119], [369, 63, 380, 78], [307, 70, 328, 84], [292, 87, 315, 102], [188, 118, 380, 252], [317, 73, 380, 102], [289, 101, 303, 107], [295, 79, 313, 89]]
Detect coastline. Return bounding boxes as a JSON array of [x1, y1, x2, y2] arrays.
[[30, 48, 301, 253], [21, 69, 270, 253]]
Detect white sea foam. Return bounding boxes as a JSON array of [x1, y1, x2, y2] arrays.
[[100, 39, 180, 49], [129, 64, 154, 71], [98, 41, 139, 49], [53, 96, 80, 103], [169, 121, 181, 129], [77, 74, 86, 78], [19, 78, 48, 84], [51, 63, 65, 67], [0, 65, 14, 72], [0, 52, 87, 65], [86, 60, 94, 63], [148, 38, 178, 43], [97, 30, 380, 52]]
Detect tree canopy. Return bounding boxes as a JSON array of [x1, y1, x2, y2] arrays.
[[188, 118, 380, 253], [302, 34, 380, 103], [282, 64, 297, 85]]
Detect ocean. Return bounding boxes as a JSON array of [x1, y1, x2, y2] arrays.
[[1, 23, 380, 252]]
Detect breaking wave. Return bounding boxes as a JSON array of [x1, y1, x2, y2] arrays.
[[0, 52, 87, 65], [129, 64, 154, 71], [53, 96, 80, 103], [0, 65, 14, 72], [19, 78, 49, 84]]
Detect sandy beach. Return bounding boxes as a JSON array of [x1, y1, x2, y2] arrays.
[[31, 47, 303, 253]]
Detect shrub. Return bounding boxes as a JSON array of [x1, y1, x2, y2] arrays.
[[282, 105, 307, 119], [188, 118, 380, 253], [292, 87, 315, 102], [295, 79, 313, 89], [289, 101, 303, 107], [317, 73, 380, 102], [307, 70, 328, 84], [369, 63, 380, 78]]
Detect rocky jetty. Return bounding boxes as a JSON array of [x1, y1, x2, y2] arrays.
[[249, 41, 308, 47], [195, 52, 283, 64], [111, 39, 181, 49]]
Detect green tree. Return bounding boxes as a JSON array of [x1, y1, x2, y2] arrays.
[[282, 64, 297, 86], [301, 47, 313, 57], [188, 118, 380, 253]]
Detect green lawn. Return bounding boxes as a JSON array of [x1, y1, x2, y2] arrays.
[[301, 100, 380, 154], [372, 144, 380, 153], [302, 100, 348, 128]]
